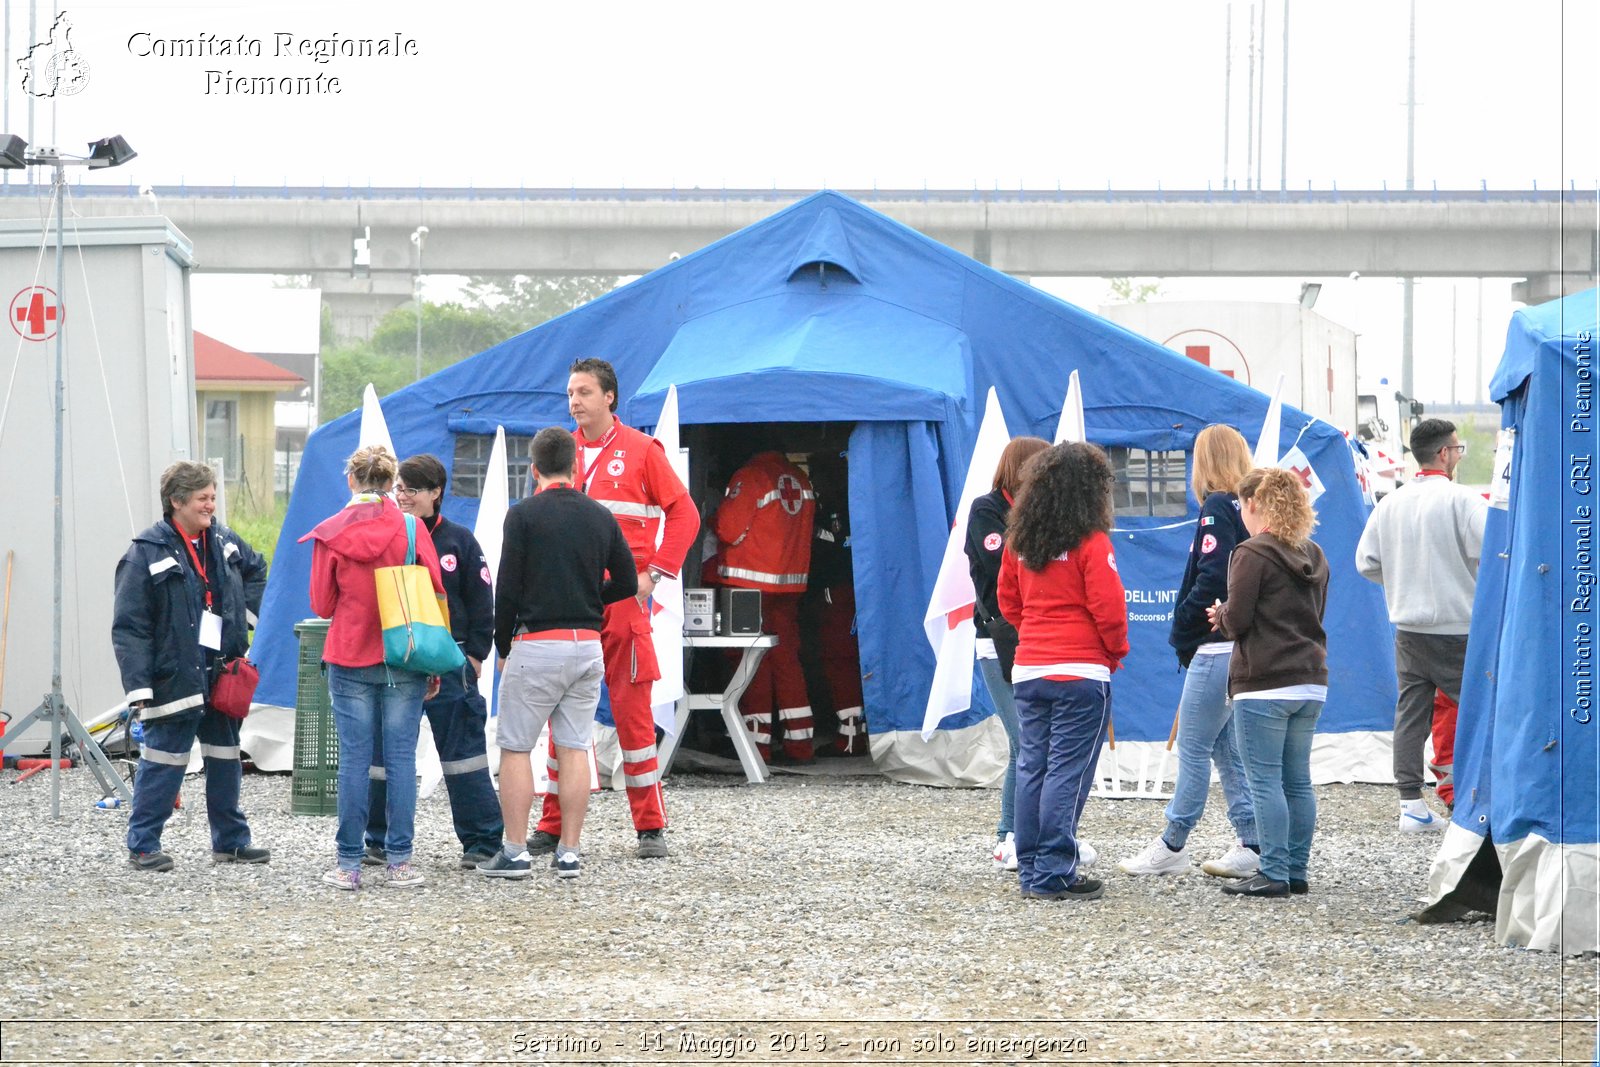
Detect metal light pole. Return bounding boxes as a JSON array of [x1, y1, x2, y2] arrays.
[[411, 225, 428, 382], [0, 134, 138, 815]]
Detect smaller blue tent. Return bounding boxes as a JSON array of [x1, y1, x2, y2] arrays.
[[251, 191, 1396, 784], [1424, 288, 1599, 954]]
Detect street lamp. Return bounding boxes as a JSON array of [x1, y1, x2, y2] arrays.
[[410, 225, 428, 381], [0, 134, 138, 814]]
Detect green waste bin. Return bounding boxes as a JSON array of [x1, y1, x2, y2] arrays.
[[291, 618, 338, 816]]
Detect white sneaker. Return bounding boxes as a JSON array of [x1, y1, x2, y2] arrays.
[[1078, 839, 1099, 868], [1200, 842, 1260, 879], [1118, 836, 1190, 876], [992, 832, 1018, 872], [1399, 802, 1448, 834]]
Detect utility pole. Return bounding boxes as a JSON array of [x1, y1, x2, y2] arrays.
[[1245, 4, 1255, 190], [1256, 0, 1267, 194], [411, 225, 428, 382], [1401, 0, 1416, 402], [1280, 0, 1289, 192], [1475, 278, 1484, 403], [1223, 3, 1232, 189]]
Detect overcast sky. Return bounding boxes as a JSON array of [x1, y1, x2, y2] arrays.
[[11, 0, 1599, 404]]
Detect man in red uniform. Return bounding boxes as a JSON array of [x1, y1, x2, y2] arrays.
[[715, 450, 817, 762], [532, 358, 699, 859]]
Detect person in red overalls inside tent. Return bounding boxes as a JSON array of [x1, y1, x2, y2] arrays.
[[531, 358, 699, 860], [715, 449, 817, 762]]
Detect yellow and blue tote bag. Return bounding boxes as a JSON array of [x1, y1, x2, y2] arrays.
[[375, 513, 465, 675]]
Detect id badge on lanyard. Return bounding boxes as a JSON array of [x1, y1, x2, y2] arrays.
[[182, 529, 223, 650]]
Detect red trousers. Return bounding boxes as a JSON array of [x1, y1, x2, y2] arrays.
[[738, 592, 813, 760], [538, 595, 666, 833], [1431, 689, 1457, 809], [819, 584, 866, 754]]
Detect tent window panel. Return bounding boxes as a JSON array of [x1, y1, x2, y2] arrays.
[[1107, 447, 1189, 518], [451, 433, 533, 500]]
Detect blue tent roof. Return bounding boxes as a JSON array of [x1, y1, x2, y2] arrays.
[[253, 191, 1395, 775], [1430, 288, 1599, 952]]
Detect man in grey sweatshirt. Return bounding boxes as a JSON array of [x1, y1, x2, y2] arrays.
[[1355, 418, 1488, 833]]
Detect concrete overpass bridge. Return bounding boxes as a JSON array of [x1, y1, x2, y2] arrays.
[[0, 183, 1592, 338]]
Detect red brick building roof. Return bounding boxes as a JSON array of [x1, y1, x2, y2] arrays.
[[194, 331, 304, 387]]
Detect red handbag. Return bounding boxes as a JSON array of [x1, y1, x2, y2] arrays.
[[211, 657, 259, 719]]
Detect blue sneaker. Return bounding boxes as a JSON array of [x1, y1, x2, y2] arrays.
[[553, 848, 581, 880], [477, 848, 532, 879]]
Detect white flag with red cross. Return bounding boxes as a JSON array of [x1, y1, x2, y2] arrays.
[[649, 385, 687, 734], [1054, 369, 1086, 444], [473, 427, 510, 775], [1253, 374, 1285, 466], [921, 388, 1012, 740], [357, 383, 395, 457], [1277, 445, 1327, 506]]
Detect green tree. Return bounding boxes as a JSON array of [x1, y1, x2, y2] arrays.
[[316, 275, 618, 425], [1106, 277, 1164, 303], [318, 301, 512, 423], [460, 274, 620, 333], [1453, 419, 1496, 485]]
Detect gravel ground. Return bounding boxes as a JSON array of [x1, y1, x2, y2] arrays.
[[0, 764, 1594, 1066]]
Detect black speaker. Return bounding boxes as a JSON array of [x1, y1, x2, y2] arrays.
[[718, 587, 763, 636]]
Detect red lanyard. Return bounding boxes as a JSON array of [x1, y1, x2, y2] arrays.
[[1415, 469, 1447, 479], [179, 527, 213, 609], [576, 422, 619, 495], [536, 480, 574, 495]]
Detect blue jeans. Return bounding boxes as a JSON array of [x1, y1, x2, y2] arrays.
[[127, 707, 250, 854], [978, 656, 1019, 837], [367, 663, 503, 857], [1233, 698, 1323, 883], [1162, 652, 1257, 849], [327, 663, 427, 870], [1012, 678, 1110, 895]]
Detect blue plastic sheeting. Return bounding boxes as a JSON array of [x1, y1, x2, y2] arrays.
[[1454, 289, 1600, 850], [252, 191, 1395, 748]]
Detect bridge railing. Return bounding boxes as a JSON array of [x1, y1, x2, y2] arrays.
[[0, 180, 1592, 204]]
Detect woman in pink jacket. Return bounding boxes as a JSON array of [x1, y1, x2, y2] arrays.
[[301, 445, 444, 891]]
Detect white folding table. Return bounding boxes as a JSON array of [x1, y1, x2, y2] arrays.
[[657, 634, 777, 784]]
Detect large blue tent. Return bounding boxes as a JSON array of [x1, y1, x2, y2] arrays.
[[1424, 288, 1599, 953], [251, 191, 1396, 784]]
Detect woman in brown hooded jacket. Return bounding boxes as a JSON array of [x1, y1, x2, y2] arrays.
[[1207, 467, 1329, 899]]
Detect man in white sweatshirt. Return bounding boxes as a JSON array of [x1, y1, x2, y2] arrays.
[[1356, 418, 1487, 834]]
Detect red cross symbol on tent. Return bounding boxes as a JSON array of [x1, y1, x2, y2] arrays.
[[1288, 463, 1314, 488], [10, 286, 61, 341]]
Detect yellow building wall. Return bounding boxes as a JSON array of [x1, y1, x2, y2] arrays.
[[196, 387, 279, 514]]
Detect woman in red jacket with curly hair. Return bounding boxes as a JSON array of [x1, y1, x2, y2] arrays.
[[998, 442, 1129, 902]]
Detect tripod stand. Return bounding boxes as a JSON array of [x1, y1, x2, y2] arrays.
[[0, 138, 137, 815]]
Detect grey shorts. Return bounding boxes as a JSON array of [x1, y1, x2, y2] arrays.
[[496, 638, 604, 752]]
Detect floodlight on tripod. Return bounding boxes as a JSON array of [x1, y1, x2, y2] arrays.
[[0, 134, 138, 816]]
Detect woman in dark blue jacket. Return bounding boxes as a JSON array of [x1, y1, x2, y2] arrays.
[[113, 461, 268, 872], [964, 436, 1047, 872], [363, 453, 503, 869], [1118, 425, 1260, 880]]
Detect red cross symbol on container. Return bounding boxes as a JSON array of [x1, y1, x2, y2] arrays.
[[10, 286, 61, 341]]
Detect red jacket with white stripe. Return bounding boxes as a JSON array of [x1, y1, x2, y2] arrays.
[[714, 452, 815, 593], [997, 529, 1130, 672], [574, 421, 699, 579]]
